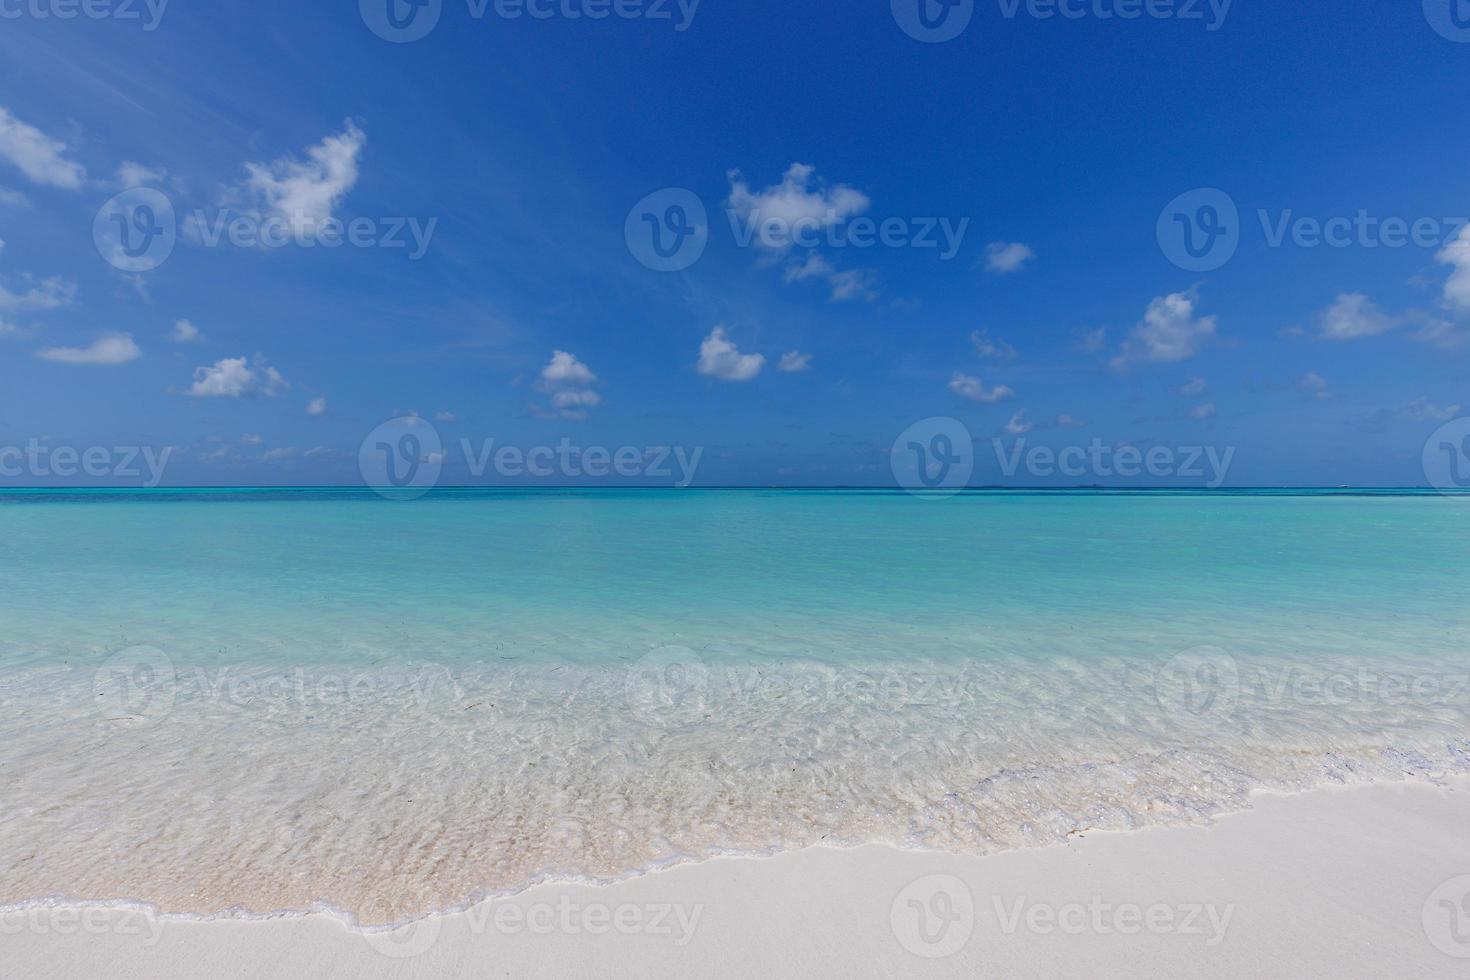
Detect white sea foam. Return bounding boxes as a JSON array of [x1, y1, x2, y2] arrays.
[[2, 649, 1467, 925]]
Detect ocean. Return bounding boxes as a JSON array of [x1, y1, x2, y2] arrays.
[[1, 489, 1467, 925]]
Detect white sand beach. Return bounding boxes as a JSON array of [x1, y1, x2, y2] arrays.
[[8, 778, 1469, 979]]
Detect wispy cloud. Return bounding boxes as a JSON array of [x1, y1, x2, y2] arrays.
[[0, 107, 85, 189], [36, 332, 140, 366]]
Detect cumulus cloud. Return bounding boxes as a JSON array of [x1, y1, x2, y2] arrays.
[[984, 242, 1035, 274], [726, 163, 870, 252], [1317, 292, 1397, 341], [697, 326, 765, 382], [778, 350, 812, 373], [36, 332, 140, 366], [1439, 224, 1470, 312], [970, 329, 1018, 360], [1111, 289, 1218, 369], [239, 120, 365, 237], [170, 318, 202, 343], [0, 107, 85, 189], [537, 350, 601, 419], [188, 356, 290, 398], [948, 372, 1014, 404], [306, 396, 327, 416]]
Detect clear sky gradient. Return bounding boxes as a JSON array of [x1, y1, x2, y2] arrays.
[[1, 0, 1468, 487]]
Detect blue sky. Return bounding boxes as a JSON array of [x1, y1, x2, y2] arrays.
[[1, 0, 1468, 488]]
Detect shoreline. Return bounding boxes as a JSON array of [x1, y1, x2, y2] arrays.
[[8, 778, 1470, 978], [1, 772, 1464, 930]]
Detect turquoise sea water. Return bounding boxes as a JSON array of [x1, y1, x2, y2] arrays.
[[2, 490, 1468, 923]]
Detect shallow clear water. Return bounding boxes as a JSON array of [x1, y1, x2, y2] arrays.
[[1, 490, 1468, 923]]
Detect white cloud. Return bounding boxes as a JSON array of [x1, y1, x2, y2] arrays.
[[433, 411, 457, 423], [970, 329, 1018, 360], [783, 253, 834, 283], [1297, 371, 1332, 400], [1412, 318, 1470, 351], [36, 332, 140, 366], [0, 187, 29, 208], [538, 350, 601, 419], [829, 268, 878, 303], [1395, 397, 1463, 422], [0, 274, 75, 311], [0, 107, 85, 189], [241, 433, 264, 445], [697, 326, 765, 382], [1178, 377, 1208, 396], [1055, 413, 1084, 428], [1003, 410, 1033, 434], [116, 161, 164, 189], [1110, 289, 1218, 369], [725, 163, 869, 251], [1318, 292, 1397, 341], [240, 121, 365, 237], [541, 349, 597, 387], [188, 356, 290, 398], [306, 396, 327, 417], [984, 242, 1035, 274], [948, 372, 1014, 404], [170, 318, 202, 343], [1438, 224, 1470, 312], [1189, 402, 1217, 420], [778, 350, 812, 373]]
